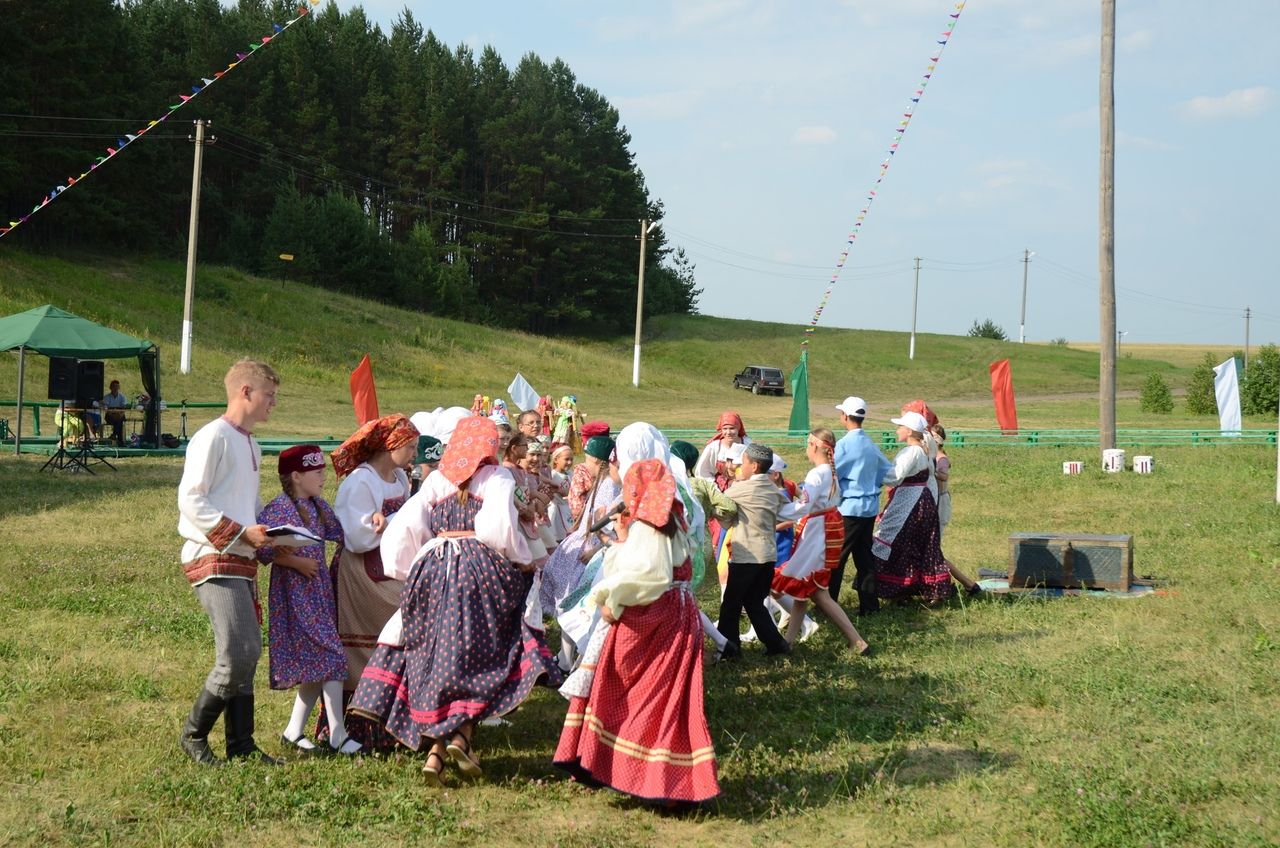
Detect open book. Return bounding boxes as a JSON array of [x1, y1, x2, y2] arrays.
[[266, 524, 323, 548]]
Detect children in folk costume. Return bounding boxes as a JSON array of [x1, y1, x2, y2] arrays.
[[502, 433, 550, 566], [554, 458, 720, 804], [177, 359, 282, 765], [931, 423, 983, 596], [545, 443, 574, 543], [694, 411, 751, 492], [348, 416, 562, 784], [873, 411, 954, 603], [322, 413, 419, 750], [717, 443, 792, 657], [540, 435, 620, 619], [256, 445, 361, 755], [771, 429, 873, 655]]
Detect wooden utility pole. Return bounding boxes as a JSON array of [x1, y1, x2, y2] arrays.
[[1099, 1, 1117, 451], [180, 119, 210, 375], [1244, 306, 1251, 371]]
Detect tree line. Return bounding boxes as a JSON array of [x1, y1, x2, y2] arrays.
[[0, 0, 701, 333]]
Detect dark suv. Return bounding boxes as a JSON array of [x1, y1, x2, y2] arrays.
[[732, 365, 786, 396]]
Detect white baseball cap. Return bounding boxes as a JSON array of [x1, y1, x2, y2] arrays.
[[769, 454, 787, 473], [726, 443, 747, 464], [890, 411, 930, 433], [835, 396, 868, 417]]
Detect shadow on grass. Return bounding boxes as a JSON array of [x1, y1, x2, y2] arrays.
[[0, 455, 178, 521]]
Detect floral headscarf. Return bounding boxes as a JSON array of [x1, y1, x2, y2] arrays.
[[331, 414, 419, 478], [439, 416, 499, 486], [620, 458, 683, 530]]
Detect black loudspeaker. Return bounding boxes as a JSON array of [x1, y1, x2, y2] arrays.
[[76, 360, 105, 405], [48, 357, 78, 401]]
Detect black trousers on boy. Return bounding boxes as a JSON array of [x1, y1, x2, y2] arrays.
[[718, 561, 788, 653], [836, 514, 879, 615]]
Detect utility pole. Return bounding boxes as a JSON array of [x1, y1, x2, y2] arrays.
[[1019, 249, 1033, 343], [909, 257, 921, 360], [1244, 306, 1251, 371], [180, 119, 212, 375], [1099, 0, 1117, 452], [632, 218, 652, 387]]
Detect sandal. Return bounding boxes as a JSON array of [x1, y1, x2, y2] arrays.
[[966, 583, 983, 597], [854, 640, 873, 657], [446, 732, 484, 779], [422, 749, 446, 787]]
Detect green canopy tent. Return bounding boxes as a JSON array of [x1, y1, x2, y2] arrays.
[[0, 305, 160, 454]]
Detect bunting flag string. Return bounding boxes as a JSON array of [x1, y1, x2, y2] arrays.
[[801, 1, 966, 345], [0, 0, 320, 240]]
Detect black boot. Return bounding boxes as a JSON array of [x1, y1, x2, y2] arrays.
[[179, 688, 227, 766], [224, 693, 282, 765]]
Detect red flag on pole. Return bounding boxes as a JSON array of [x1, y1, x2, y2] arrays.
[[989, 359, 1018, 434], [349, 354, 379, 425]]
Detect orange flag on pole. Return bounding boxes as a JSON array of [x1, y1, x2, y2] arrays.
[[349, 354, 379, 425], [989, 359, 1018, 434]]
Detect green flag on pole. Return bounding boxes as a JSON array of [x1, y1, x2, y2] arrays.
[[788, 350, 810, 434]]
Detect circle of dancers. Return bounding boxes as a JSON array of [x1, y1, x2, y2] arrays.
[[176, 359, 979, 806]]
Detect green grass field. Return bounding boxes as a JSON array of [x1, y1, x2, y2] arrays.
[[2, 250, 1279, 846]]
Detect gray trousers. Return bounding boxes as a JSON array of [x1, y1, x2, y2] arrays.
[[193, 578, 261, 699]]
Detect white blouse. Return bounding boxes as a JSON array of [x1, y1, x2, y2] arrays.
[[333, 464, 410, 554], [379, 464, 531, 581]]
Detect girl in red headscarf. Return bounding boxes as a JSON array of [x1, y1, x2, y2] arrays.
[[320, 413, 418, 751], [693, 411, 751, 492], [554, 458, 720, 805], [348, 416, 562, 784]]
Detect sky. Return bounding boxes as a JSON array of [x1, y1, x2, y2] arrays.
[[261, 1, 1278, 347]]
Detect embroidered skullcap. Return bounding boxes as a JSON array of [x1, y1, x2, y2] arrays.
[[669, 440, 699, 475], [744, 442, 773, 471], [620, 458, 682, 530], [330, 414, 419, 478], [416, 435, 443, 464], [580, 420, 610, 440], [439, 416, 499, 486], [584, 435, 615, 462], [278, 444, 325, 476]]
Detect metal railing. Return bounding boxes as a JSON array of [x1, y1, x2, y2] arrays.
[[662, 428, 1278, 449]]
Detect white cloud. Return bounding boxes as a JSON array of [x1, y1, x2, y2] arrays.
[[792, 125, 837, 145], [1178, 86, 1272, 121], [673, 0, 750, 33]]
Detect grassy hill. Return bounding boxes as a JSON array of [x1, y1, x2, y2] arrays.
[[0, 249, 1243, 437]]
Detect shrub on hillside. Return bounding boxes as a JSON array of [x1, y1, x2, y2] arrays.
[[1185, 352, 1220, 415], [1140, 373, 1174, 414], [968, 319, 1008, 341], [1242, 343, 1280, 415]]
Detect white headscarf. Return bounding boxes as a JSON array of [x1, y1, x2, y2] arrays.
[[615, 422, 706, 547], [434, 406, 474, 446]]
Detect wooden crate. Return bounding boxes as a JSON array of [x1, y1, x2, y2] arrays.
[[1008, 533, 1133, 591]]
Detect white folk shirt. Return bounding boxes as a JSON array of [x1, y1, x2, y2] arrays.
[[176, 417, 262, 579], [334, 464, 411, 554]]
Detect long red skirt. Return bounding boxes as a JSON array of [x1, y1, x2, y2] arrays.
[[553, 585, 719, 804]]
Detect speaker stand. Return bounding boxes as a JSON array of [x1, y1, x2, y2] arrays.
[[41, 402, 117, 474]]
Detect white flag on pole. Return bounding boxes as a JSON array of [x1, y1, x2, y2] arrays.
[[507, 372, 540, 412], [1213, 357, 1242, 435]]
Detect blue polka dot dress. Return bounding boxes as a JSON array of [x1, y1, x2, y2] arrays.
[[349, 492, 563, 748]]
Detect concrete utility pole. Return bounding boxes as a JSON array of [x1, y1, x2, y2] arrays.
[[632, 219, 654, 387], [1099, 0, 1117, 452], [1244, 306, 1251, 371], [1019, 249, 1033, 343], [909, 257, 921, 360], [180, 119, 212, 375]]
